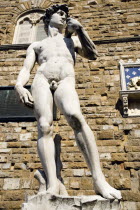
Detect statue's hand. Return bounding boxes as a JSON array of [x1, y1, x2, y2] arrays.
[[66, 18, 83, 34], [15, 86, 34, 107]]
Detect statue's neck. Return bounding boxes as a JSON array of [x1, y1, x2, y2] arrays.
[[48, 25, 63, 37]]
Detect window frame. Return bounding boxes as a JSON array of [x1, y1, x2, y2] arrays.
[[13, 10, 45, 44]]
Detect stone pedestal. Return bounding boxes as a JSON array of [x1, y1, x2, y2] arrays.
[[22, 192, 121, 210]]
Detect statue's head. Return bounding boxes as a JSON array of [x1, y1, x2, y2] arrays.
[[43, 4, 69, 34]]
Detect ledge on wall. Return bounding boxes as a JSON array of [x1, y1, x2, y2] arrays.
[[0, 36, 140, 51]]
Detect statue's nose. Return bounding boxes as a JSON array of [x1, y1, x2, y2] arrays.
[[62, 15, 66, 21]]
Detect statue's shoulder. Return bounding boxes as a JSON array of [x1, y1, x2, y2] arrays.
[[27, 41, 40, 52]]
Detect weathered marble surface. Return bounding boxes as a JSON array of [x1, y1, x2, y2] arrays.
[[15, 4, 121, 200], [22, 193, 121, 210]]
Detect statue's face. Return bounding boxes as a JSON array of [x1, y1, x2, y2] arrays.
[[49, 9, 67, 30]]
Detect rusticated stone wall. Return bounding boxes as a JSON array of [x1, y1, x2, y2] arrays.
[[0, 0, 140, 209]]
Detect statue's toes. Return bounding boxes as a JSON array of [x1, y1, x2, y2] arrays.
[[59, 180, 68, 196], [103, 192, 114, 199], [111, 190, 122, 200], [100, 187, 122, 200]]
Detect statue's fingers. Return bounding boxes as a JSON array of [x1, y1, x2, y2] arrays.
[[20, 96, 24, 104], [26, 101, 34, 107], [27, 91, 34, 102], [24, 95, 34, 107], [23, 95, 28, 103]]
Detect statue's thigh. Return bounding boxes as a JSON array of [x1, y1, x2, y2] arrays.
[[54, 78, 81, 116], [31, 74, 53, 123]]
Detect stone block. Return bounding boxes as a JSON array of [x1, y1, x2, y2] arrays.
[[0, 171, 13, 178], [22, 194, 121, 210], [14, 163, 27, 170], [3, 178, 20, 190], [85, 170, 92, 177], [2, 163, 11, 169], [128, 152, 140, 161], [124, 162, 140, 170], [0, 201, 21, 209], [131, 146, 140, 152], [5, 134, 18, 141], [121, 201, 137, 210], [20, 133, 32, 141], [27, 163, 42, 169], [0, 149, 11, 153], [70, 179, 80, 189], [130, 169, 138, 178], [62, 153, 74, 162], [98, 130, 114, 139], [4, 190, 25, 201], [122, 191, 140, 202], [131, 178, 139, 191], [111, 153, 128, 162], [0, 155, 8, 163], [62, 169, 73, 177], [113, 178, 131, 190], [98, 146, 118, 153], [100, 153, 111, 160], [13, 148, 28, 154], [81, 178, 93, 190], [14, 127, 22, 132], [131, 130, 140, 138], [102, 125, 114, 130], [114, 132, 124, 140], [87, 0, 98, 5], [119, 124, 137, 130], [21, 179, 31, 189], [73, 169, 85, 177], [7, 142, 21, 148], [0, 142, 7, 148], [0, 179, 4, 188]]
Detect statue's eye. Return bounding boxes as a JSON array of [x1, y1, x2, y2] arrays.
[[58, 11, 64, 16]]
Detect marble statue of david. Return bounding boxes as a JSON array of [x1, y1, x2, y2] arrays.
[[15, 4, 121, 200]]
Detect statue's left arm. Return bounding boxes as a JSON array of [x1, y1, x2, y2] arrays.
[[66, 18, 98, 60]]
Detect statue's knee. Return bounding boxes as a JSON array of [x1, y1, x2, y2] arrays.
[[39, 119, 53, 135], [67, 113, 82, 130]]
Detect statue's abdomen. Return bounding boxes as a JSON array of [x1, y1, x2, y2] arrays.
[[37, 57, 75, 81]]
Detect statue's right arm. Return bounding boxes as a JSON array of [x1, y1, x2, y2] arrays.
[[15, 43, 37, 107]]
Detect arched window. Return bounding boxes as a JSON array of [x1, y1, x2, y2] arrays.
[[13, 11, 46, 44]]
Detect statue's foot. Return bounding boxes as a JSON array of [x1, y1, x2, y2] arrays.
[[46, 185, 59, 195], [58, 180, 68, 196], [94, 179, 122, 200], [46, 180, 68, 196]]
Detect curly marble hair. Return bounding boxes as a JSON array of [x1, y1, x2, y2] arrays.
[[43, 4, 69, 33]]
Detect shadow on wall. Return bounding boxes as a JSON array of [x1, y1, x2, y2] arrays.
[[115, 99, 123, 116]]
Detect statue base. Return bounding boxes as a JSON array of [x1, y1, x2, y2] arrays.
[[22, 192, 121, 210]]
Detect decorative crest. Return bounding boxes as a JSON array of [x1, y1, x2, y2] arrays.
[[29, 13, 43, 24]]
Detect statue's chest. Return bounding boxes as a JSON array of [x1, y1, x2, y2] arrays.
[[40, 38, 73, 53]]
